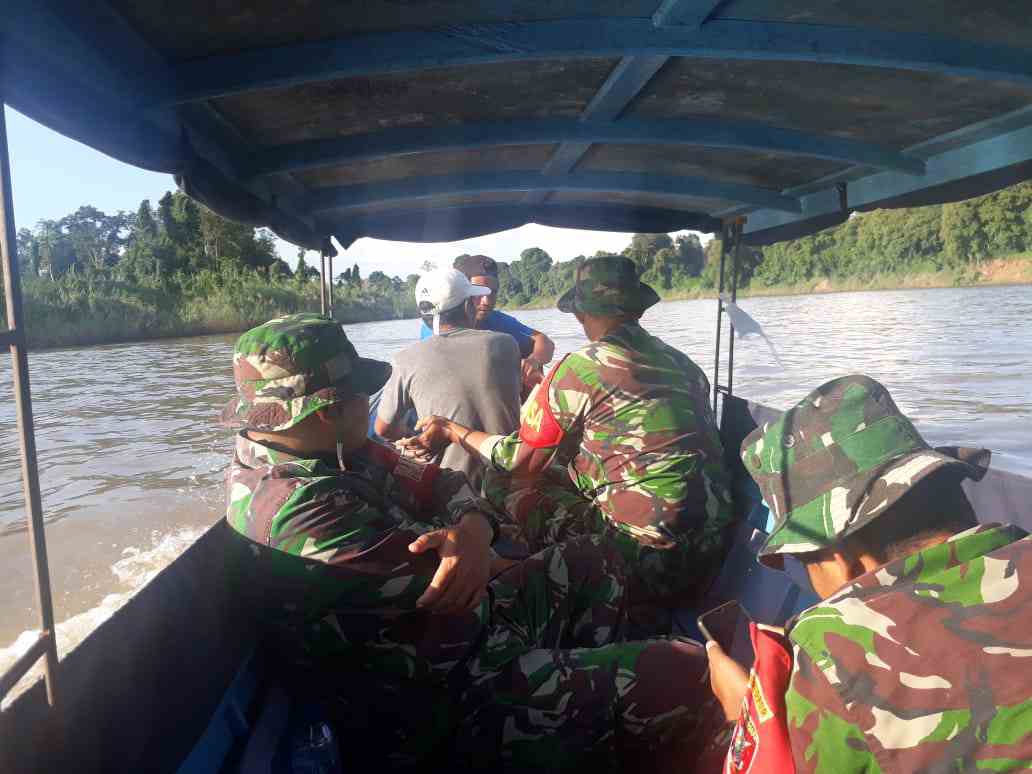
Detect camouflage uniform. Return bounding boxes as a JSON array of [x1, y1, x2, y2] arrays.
[[482, 256, 732, 603], [221, 314, 711, 770], [741, 374, 1032, 772]]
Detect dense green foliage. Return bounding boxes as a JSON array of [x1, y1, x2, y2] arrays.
[[488, 182, 1032, 307], [8, 181, 1032, 347], [751, 182, 1032, 288], [8, 192, 416, 348], [466, 232, 709, 307]]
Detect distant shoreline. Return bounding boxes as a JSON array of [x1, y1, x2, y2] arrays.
[[505, 255, 1032, 311], [12, 256, 1031, 352]]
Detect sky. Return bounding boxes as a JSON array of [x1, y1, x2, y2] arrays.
[[5, 106, 705, 278]]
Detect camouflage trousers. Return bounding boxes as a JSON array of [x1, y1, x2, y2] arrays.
[[455, 534, 712, 772], [483, 466, 723, 607]]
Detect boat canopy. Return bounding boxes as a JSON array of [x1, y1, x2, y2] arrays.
[[6, 1, 1032, 252]]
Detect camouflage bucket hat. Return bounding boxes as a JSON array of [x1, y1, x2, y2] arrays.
[[741, 375, 991, 569], [556, 255, 660, 317], [220, 313, 391, 432]]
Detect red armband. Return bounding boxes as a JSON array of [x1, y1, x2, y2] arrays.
[[361, 438, 440, 514], [518, 356, 567, 449], [724, 623, 795, 774]]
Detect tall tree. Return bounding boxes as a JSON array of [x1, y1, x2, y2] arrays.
[[134, 200, 158, 240], [623, 233, 672, 273], [673, 233, 706, 276], [59, 205, 128, 271], [16, 228, 39, 276]]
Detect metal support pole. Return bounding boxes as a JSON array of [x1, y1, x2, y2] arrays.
[[319, 253, 327, 315], [0, 104, 59, 707], [712, 223, 729, 412], [326, 253, 334, 319], [726, 219, 743, 399]]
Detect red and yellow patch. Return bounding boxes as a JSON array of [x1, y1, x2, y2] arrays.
[[519, 357, 567, 449]]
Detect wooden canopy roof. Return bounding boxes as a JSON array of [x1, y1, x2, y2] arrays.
[[6, 0, 1032, 252]]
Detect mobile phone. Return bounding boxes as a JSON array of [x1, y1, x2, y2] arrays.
[[697, 600, 754, 667]]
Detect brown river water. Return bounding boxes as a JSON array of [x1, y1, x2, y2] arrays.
[[2, 285, 1031, 697]]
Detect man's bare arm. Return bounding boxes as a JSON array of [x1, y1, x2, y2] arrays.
[[374, 415, 403, 440], [528, 330, 555, 365], [405, 416, 557, 476]]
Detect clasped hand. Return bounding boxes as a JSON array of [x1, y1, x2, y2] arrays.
[[396, 415, 454, 461], [407, 510, 493, 615]]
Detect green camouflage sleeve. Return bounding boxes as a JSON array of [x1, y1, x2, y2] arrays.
[[430, 463, 500, 538], [236, 473, 454, 611], [785, 645, 882, 774]]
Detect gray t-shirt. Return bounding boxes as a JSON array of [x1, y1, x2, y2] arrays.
[[377, 328, 521, 488]]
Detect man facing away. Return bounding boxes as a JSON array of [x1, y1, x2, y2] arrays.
[[419, 255, 555, 386], [707, 374, 1032, 772], [410, 255, 733, 607], [221, 313, 714, 771], [376, 268, 521, 490]]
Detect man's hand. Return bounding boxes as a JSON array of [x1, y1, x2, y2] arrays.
[[408, 511, 493, 614], [404, 415, 456, 455], [706, 641, 751, 722], [521, 357, 544, 383]]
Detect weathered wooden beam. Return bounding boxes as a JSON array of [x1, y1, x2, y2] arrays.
[[249, 118, 926, 178], [652, 0, 730, 28], [162, 19, 1032, 105], [295, 171, 802, 214]]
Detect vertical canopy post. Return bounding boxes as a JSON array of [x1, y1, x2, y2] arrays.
[[319, 253, 328, 315], [711, 218, 745, 415], [726, 219, 743, 399], [326, 252, 334, 320], [0, 103, 59, 707], [712, 223, 729, 412]]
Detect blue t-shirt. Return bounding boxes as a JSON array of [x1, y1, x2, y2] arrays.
[[419, 310, 534, 357]]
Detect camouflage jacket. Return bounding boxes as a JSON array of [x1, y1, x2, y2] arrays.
[[785, 523, 1032, 773], [224, 432, 495, 680], [487, 322, 732, 552]]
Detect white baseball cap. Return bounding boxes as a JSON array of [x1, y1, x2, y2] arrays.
[[415, 269, 491, 334]]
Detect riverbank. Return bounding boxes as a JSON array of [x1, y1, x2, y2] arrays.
[[506, 254, 1032, 311], [9, 255, 1031, 350], [9, 270, 416, 351]]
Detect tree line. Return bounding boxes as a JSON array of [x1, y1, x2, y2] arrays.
[[8, 180, 1031, 347], [752, 182, 1032, 287], [9, 191, 417, 348], [472, 181, 1032, 306]]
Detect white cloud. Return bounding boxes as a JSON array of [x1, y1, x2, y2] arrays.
[[280, 225, 710, 278]]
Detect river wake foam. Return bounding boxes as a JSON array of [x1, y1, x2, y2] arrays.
[[0, 525, 206, 709]]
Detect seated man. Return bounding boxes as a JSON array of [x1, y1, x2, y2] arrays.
[[411, 255, 733, 606], [221, 313, 712, 771], [419, 255, 555, 393], [376, 269, 521, 489], [707, 374, 1032, 773]]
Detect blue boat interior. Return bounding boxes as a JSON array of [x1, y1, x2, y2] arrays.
[[4, 1, 1032, 771]]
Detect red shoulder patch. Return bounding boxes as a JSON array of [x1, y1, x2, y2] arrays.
[[518, 357, 567, 449], [724, 623, 795, 774]]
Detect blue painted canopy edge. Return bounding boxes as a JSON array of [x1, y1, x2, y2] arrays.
[[4, 0, 1032, 250]]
